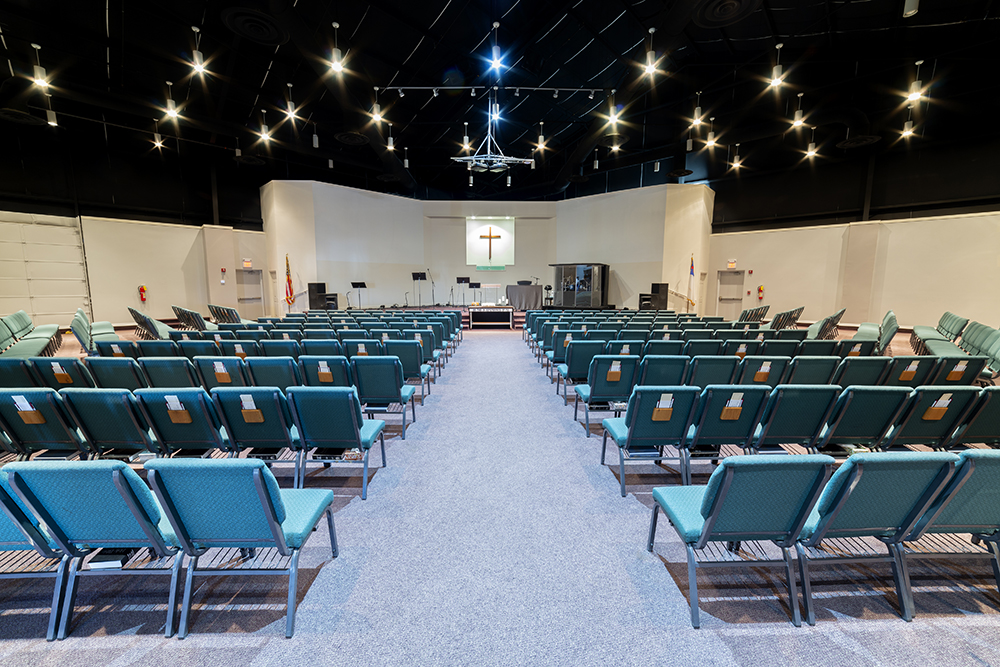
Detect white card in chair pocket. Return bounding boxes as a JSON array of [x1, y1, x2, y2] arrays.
[[753, 361, 771, 383], [652, 393, 674, 421], [946, 361, 967, 382], [213, 361, 231, 384], [606, 360, 622, 382], [899, 360, 919, 382], [721, 392, 743, 420], [923, 393, 952, 421]]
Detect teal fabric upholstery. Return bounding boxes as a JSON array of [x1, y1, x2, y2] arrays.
[[690, 384, 771, 449], [343, 339, 385, 358], [137, 340, 179, 357], [137, 357, 200, 388], [915, 449, 1000, 535], [133, 387, 225, 454], [736, 355, 791, 388], [881, 356, 940, 387], [797, 340, 837, 356], [651, 486, 707, 541], [352, 357, 410, 405], [884, 386, 981, 451], [686, 355, 738, 388], [950, 387, 1000, 448], [286, 386, 383, 450], [817, 386, 913, 451], [59, 387, 155, 456], [0, 357, 40, 388], [299, 355, 353, 387], [0, 388, 84, 456], [0, 468, 58, 552], [85, 357, 149, 390], [220, 340, 260, 357], [246, 356, 302, 391], [177, 340, 220, 360], [210, 386, 297, 453], [301, 339, 344, 356], [755, 385, 841, 453], [833, 356, 891, 386], [96, 340, 138, 358], [260, 340, 301, 358], [784, 356, 839, 385], [638, 355, 688, 385], [29, 357, 95, 389]]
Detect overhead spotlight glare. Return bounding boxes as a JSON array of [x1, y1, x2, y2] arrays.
[[770, 64, 783, 87], [153, 132, 163, 148], [902, 120, 914, 137], [907, 80, 922, 101], [732, 159, 741, 169], [793, 110, 804, 127], [705, 131, 716, 147], [46, 109, 57, 126], [372, 103, 382, 123], [331, 47, 344, 72], [611, 145, 619, 152], [32, 65, 48, 88], [491, 45, 503, 70], [387, 136, 395, 151], [644, 49, 656, 75], [610, 112, 618, 124], [166, 99, 178, 118], [286, 107, 295, 119], [806, 142, 817, 157], [692, 105, 702, 126], [192, 50, 205, 73]]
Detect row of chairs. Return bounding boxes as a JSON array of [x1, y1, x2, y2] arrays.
[[206, 303, 252, 324], [913, 319, 1000, 382], [764, 306, 805, 331], [70, 308, 119, 353], [853, 309, 899, 356], [557, 355, 978, 437], [0, 458, 337, 639], [170, 305, 217, 332], [0, 354, 426, 430], [0, 384, 395, 493], [647, 450, 1000, 628], [804, 307, 847, 340], [599, 382, 1000, 493], [737, 305, 770, 322], [0, 310, 62, 358], [911, 311, 969, 349]]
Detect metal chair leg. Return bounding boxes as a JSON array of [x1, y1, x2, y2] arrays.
[[361, 449, 370, 500], [411, 395, 417, 423], [891, 543, 915, 621], [178, 555, 198, 639], [401, 403, 407, 440], [57, 557, 82, 640], [986, 540, 1000, 592], [686, 544, 701, 628], [796, 543, 816, 625], [646, 505, 659, 552], [327, 508, 339, 559], [46, 555, 69, 641], [165, 553, 184, 637], [782, 547, 802, 627], [380, 432, 387, 467], [600, 431, 608, 465], [285, 550, 301, 638], [584, 404, 591, 437], [619, 447, 627, 497]]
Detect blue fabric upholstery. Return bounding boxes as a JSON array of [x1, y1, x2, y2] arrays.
[[59, 388, 154, 456]]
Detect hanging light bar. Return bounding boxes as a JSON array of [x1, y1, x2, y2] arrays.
[[806, 127, 817, 157], [902, 105, 915, 137], [372, 88, 382, 122], [770, 43, 784, 87], [593, 148, 599, 170], [537, 122, 545, 151], [732, 143, 741, 169], [387, 123, 394, 151], [903, 0, 919, 17], [260, 110, 270, 141], [286, 83, 295, 118], [463, 122, 470, 150], [403, 147, 409, 169], [331, 23, 344, 72], [490, 22, 503, 69], [313, 124, 319, 148], [46, 109, 57, 126]]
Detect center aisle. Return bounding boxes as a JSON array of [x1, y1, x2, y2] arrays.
[[291, 329, 725, 665]]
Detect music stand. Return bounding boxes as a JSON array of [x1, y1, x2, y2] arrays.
[[411, 272, 427, 307], [351, 282, 367, 309], [468, 281, 481, 305], [457, 277, 470, 306]]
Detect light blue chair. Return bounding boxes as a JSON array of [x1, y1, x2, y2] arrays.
[[647, 455, 834, 627], [601, 386, 700, 496], [59, 388, 159, 458], [287, 387, 386, 497], [573, 355, 640, 437], [210, 387, 298, 480], [795, 452, 959, 624], [352, 357, 417, 440], [145, 458, 337, 638], [0, 388, 87, 459], [4, 460, 183, 639]]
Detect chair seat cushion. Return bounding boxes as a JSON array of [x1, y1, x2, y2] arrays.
[[602, 417, 628, 446], [854, 323, 880, 340], [90, 322, 116, 336], [277, 488, 335, 549], [1, 339, 50, 358], [912, 325, 947, 341], [400, 385, 417, 403], [556, 364, 569, 378], [419, 364, 432, 377], [22, 324, 60, 340], [545, 351, 554, 361], [652, 486, 707, 543], [359, 420, 385, 449], [924, 340, 962, 356], [574, 385, 591, 402]]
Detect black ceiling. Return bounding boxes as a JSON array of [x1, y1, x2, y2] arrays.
[[0, 0, 997, 219]]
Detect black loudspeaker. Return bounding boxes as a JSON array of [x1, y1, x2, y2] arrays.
[[325, 293, 338, 309], [308, 283, 327, 309], [649, 283, 669, 310]]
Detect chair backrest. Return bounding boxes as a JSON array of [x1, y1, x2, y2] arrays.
[[912, 449, 1000, 537], [343, 339, 385, 358], [4, 460, 172, 556], [637, 355, 689, 385], [804, 452, 958, 543], [29, 357, 96, 389], [271, 329, 303, 341], [931, 356, 989, 386], [137, 357, 200, 387], [245, 356, 302, 391], [642, 340, 685, 357], [192, 356, 250, 390], [721, 338, 761, 356], [784, 356, 839, 385], [760, 339, 798, 357], [692, 455, 834, 548], [286, 386, 364, 449], [776, 328, 807, 341], [169, 330, 202, 342], [299, 355, 353, 387], [832, 356, 891, 386], [756, 385, 841, 450], [260, 340, 302, 358], [683, 340, 723, 357], [352, 357, 405, 405], [137, 340, 179, 357], [561, 341, 606, 379], [59, 387, 156, 456], [797, 340, 837, 356], [402, 330, 436, 363], [686, 356, 738, 387], [219, 340, 260, 358], [584, 355, 640, 402], [302, 328, 337, 339], [0, 358, 40, 388], [85, 357, 149, 390], [0, 471, 57, 556], [818, 386, 913, 449], [145, 458, 288, 552], [836, 339, 876, 358], [384, 340, 425, 379], [301, 339, 343, 356], [96, 340, 138, 358], [235, 329, 270, 341], [950, 387, 1000, 448], [210, 387, 296, 453], [177, 340, 219, 360], [736, 355, 791, 388], [133, 387, 225, 454], [550, 330, 585, 362], [690, 385, 770, 448], [372, 329, 402, 342], [884, 386, 981, 450], [622, 386, 700, 449], [881, 356, 940, 387], [607, 340, 644, 356], [0, 388, 84, 455]]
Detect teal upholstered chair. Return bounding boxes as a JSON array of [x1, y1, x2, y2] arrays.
[[0, 388, 86, 459], [260, 340, 301, 358], [573, 355, 640, 437], [192, 356, 250, 390], [384, 340, 432, 404], [299, 355, 353, 387], [219, 340, 260, 358], [685, 385, 770, 484], [797, 340, 838, 356], [301, 339, 344, 356], [0, 357, 40, 388], [637, 355, 689, 386], [832, 356, 891, 386], [137, 340, 179, 357], [881, 356, 940, 387], [342, 339, 385, 358], [246, 356, 302, 392], [601, 386, 701, 496], [947, 386, 1000, 449], [555, 341, 606, 405], [235, 329, 270, 342], [402, 330, 442, 377], [84, 357, 149, 390], [59, 388, 158, 458], [882, 386, 981, 451], [3, 460, 183, 639], [145, 458, 337, 638], [137, 357, 200, 388], [0, 470, 66, 641], [784, 356, 840, 385], [795, 452, 959, 624], [931, 356, 989, 386], [176, 340, 219, 360], [813, 386, 913, 455], [642, 340, 685, 357], [210, 386, 298, 480], [29, 357, 95, 390], [546, 329, 585, 375], [351, 357, 417, 439], [760, 339, 799, 357], [95, 340, 137, 358], [753, 385, 841, 454], [647, 455, 834, 627], [286, 386, 386, 496], [133, 388, 225, 457], [169, 330, 202, 342], [685, 355, 738, 388]]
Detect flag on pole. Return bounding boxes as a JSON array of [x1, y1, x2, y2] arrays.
[[687, 254, 695, 313], [284, 254, 296, 305], [690, 256, 695, 276]]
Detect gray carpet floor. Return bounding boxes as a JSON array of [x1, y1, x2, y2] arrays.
[[2, 329, 1000, 666]]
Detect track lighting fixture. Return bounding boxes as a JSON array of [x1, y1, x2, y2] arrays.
[[398, 88, 405, 98], [553, 90, 559, 99], [46, 109, 57, 126], [490, 23, 503, 70], [373, 88, 382, 122], [705, 117, 716, 147], [907, 60, 924, 101], [593, 148, 599, 170], [692, 92, 702, 126], [537, 122, 544, 151], [260, 110, 270, 142], [793, 93, 804, 126], [644, 28, 657, 75], [770, 43, 784, 87], [331, 23, 344, 72], [31, 44, 48, 88], [732, 143, 741, 169], [313, 124, 319, 148], [286, 83, 296, 118], [387, 123, 394, 151], [191, 27, 206, 74], [903, 105, 915, 137], [403, 147, 409, 169], [433, 88, 440, 97], [588, 90, 595, 100], [463, 122, 470, 150], [806, 127, 817, 157], [165, 81, 179, 118], [903, 0, 919, 17]]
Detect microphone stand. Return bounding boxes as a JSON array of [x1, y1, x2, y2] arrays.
[[404, 292, 409, 307]]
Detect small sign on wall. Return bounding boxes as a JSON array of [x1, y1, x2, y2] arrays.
[[727, 259, 737, 269], [242, 258, 253, 269]]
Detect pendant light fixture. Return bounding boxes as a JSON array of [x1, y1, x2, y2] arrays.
[[191, 27, 206, 75], [31, 44, 48, 88], [770, 43, 784, 87], [331, 22, 344, 72], [691, 91, 702, 126], [793, 93, 805, 127]]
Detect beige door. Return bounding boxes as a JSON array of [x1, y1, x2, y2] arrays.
[[716, 270, 745, 321]]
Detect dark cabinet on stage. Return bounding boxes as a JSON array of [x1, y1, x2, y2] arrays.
[[308, 283, 338, 310], [550, 263, 609, 308]]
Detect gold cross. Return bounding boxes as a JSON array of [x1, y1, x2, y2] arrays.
[[480, 226, 501, 260]]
